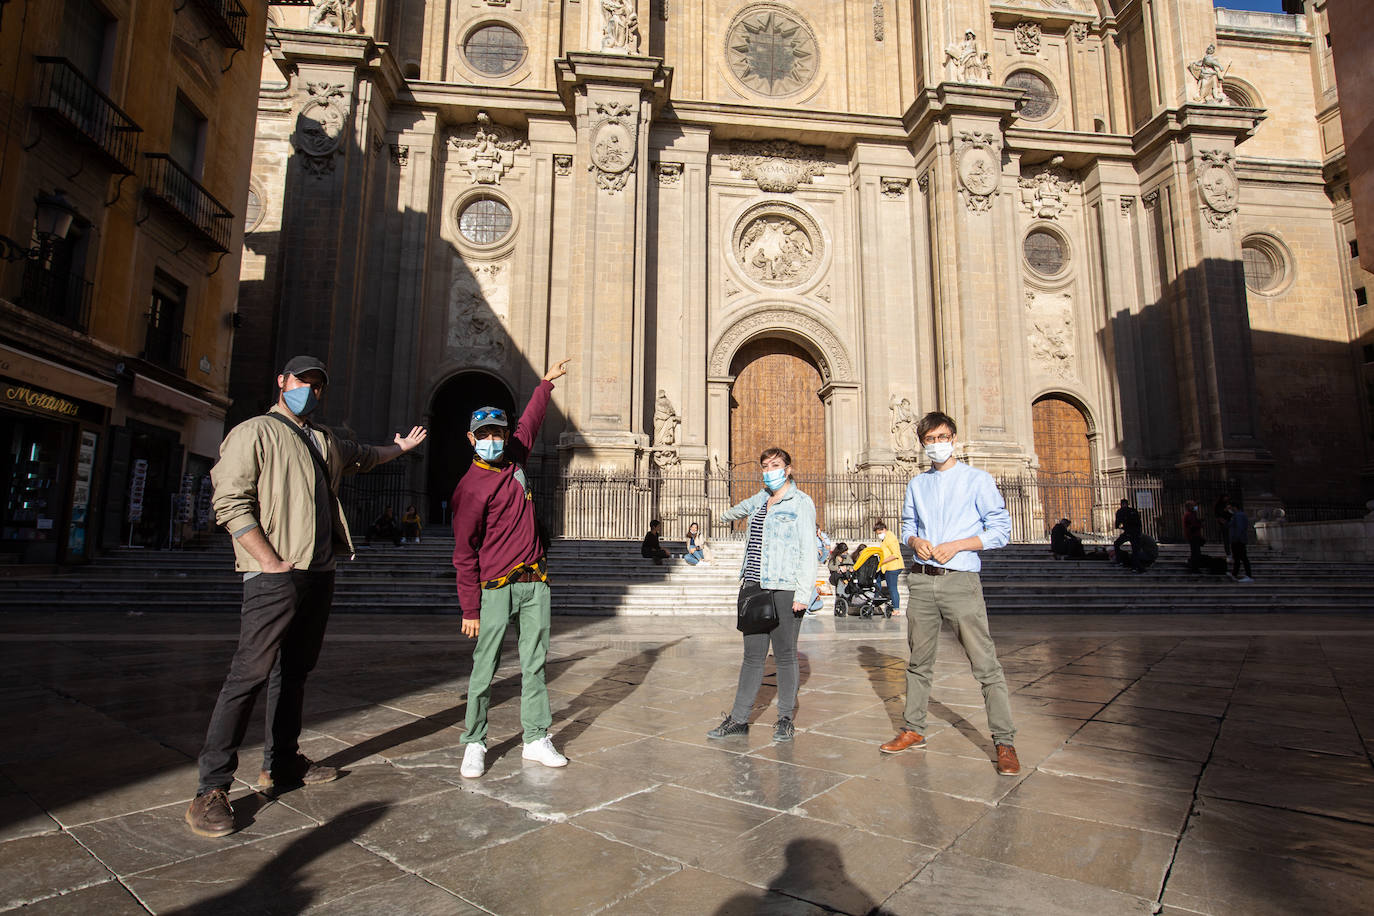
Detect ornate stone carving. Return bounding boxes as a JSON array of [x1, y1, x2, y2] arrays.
[[1121, 195, 1135, 216], [889, 394, 920, 460], [308, 0, 358, 33], [294, 82, 349, 178], [651, 390, 681, 467], [708, 308, 853, 381], [1070, 21, 1090, 43], [448, 112, 525, 185], [873, 0, 885, 41], [732, 202, 823, 289], [1018, 157, 1080, 220], [944, 29, 992, 84], [956, 131, 1001, 212], [655, 161, 683, 185], [727, 139, 827, 193], [917, 173, 930, 195], [658, 0, 669, 21], [448, 259, 510, 362], [1197, 149, 1239, 229], [553, 154, 573, 176], [600, 0, 641, 54], [1188, 44, 1230, 105], [881, 177, 910, 199], [724, 276, 741, 297], [587, 100, 638, 193], [1143, 189, 1160, 209], [1025, 290, 1075, 379], [390, 144, 409, 167], [1014, 21, 1042, 55], [725, 5, 819, 97]]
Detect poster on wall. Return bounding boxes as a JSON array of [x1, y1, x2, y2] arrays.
[[127, 458, 148, 523], [68, 431, 98, 554]]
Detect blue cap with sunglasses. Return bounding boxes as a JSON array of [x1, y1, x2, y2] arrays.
[[469, 406, 509, 432]]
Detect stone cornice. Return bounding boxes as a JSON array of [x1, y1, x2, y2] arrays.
[[902, 84, 1023, 139], [1130, 104, 1266, 160], [555, 54, 672, 112]]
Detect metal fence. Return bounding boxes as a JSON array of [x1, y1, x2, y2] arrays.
[[338, 462, 427, 538]]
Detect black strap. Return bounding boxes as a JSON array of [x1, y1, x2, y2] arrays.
[[268, 411, 331, 480]]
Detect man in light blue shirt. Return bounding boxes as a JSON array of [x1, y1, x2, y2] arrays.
[[880, 410, 1020, 776]]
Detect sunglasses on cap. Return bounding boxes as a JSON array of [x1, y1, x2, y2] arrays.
[[471, 408, 506, 422]]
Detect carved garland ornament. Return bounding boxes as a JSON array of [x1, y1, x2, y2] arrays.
[[881, 177, 910, 199], [956, 131, 1001, 213], [732, 201, 824, 289], [294, 82, 349, 179], [448, 112, 526, 185], [708, 308, 853, 382], [1018, 157, 1080, 220], [587, 100, 638, 193], [1197, 149, 1239, 230], [873, 0, 885, 41], [727, 139, 827, 193]]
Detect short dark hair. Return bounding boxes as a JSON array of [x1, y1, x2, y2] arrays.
[[759, 447, 792, 466], [917, 411, 957, 441], [649, 519, 662, 529], [873, 520, 887, 530]]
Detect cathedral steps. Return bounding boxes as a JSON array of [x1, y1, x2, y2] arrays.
[[1, 532, 1371, 616]]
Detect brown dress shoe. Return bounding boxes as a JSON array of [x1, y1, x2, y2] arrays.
[[996, 744, 1021, 776], [880, 730, 927, 753], [257, 754, 340, 793], [185, 787, 235, 837]]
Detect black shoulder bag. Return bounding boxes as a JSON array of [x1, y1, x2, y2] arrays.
[[737, 582, 780, 635]]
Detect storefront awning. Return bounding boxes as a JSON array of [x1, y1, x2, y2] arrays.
[[0, 344, 117, 408], [132, 374, 212, 417]]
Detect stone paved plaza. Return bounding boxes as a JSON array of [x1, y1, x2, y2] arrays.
[[1, 610, 1372, 914]]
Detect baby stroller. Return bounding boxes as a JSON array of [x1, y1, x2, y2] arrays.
[[834, 548, 893, 619]]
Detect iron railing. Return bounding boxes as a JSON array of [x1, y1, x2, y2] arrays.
[[18, 260, 92, 332], [141, 315, 188, 374], [188, 0, 249, 50], [31, 57, 142, 173], [338, 462, 427, 537], [143, 153, 233, 252]]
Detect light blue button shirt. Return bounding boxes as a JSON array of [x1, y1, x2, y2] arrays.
[[900, 461, 1012, 572]]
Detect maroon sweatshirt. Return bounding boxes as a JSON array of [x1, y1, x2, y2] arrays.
[[451, 380, 552, 618]]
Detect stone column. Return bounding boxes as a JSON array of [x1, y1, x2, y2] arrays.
[[552, 53, 670, 472]]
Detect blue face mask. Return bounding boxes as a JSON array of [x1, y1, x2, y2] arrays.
[[282, 385, 318, 417], [763, 468, 787, 491], [474, 438, 505, 462]]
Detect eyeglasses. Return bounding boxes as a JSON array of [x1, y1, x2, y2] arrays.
[[922, 434, 954, 444], [471, 408, 506, 422]]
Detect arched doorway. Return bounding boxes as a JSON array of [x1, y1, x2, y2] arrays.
[[428, 372, 515, 525], [729, 337, 827, 521], [1032, 395, 1093, 534]]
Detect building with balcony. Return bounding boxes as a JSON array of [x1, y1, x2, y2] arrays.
[[0, 0, 267, 564]]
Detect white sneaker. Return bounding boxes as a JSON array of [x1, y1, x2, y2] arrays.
[[1238, 576, 1254, 583], [460, 742, 486, 778], [522, 736, 568, 768]]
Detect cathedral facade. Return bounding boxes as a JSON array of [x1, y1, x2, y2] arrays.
[[233, 0, 1372, 527]]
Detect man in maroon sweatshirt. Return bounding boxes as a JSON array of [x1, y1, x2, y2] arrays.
[[453, 358, 571, 778]]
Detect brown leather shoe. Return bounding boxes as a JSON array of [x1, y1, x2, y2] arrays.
[[996, 744, 1021, 776], [257, 754, 339, 793], [880, 730, 927, 753], [185, 787, 235, 837]]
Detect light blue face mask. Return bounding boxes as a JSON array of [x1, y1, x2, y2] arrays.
[[282, 385, 318, 417], [474, 438, 505, 462], [763, 468, 787, 491]]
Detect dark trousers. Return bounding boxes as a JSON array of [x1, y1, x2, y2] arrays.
[[1232, 543, 1252, 578], [197, 569, 335, 792], [1113, 532, 1144, 570], [1188, 537, 1204, 568]]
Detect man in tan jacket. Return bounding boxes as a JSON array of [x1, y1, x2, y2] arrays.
[[186, 356, 427, 837]]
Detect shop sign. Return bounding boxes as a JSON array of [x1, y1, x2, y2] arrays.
[[4, 383, 80, 418]]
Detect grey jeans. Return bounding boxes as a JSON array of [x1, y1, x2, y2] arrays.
[[730, 588, 803, 722], [902, 570, 1016, 745]]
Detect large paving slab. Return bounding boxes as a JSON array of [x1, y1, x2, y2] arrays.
[[0, 610, 1372, 914]]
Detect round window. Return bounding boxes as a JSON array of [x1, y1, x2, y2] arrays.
[[1024, 229, 1067, 276], [724, 5, 820, 98], [244, 186, 265, 234], [458, 196, 513, 246], [463, 24, 526, 76], [1005, 70, 1059, 121], [1241, 236, 1289, 295]]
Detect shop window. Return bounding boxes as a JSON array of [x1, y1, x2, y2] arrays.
[[144, 272, 188, 373], [1, 415, 68, 564]]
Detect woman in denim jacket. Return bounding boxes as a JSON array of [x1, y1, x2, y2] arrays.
[[707, 447, 817, 742]]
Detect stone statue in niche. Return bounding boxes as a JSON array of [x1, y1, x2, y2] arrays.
[[944, 30, 992, 84], [651, 390, 681, 468], [1188, 44, 1230, 105], [600, 0, 641, 54], [309, 0, 357, 33], [889, 395, 919, 459]]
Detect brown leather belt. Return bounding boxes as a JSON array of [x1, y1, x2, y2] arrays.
[[913, 564, 949, 577]]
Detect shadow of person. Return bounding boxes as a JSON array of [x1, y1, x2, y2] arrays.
[[713, 838, 886, 916], [552, 637, 687, 745], [929, 698, 993, 755], [856, 644, 908, 730], [165, 803, 388, 915]]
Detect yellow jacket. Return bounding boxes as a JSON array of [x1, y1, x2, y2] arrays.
[[877, 531, 904, 573]]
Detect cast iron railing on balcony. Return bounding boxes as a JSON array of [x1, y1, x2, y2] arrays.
[[18, 260, 93, 333], [143, 154, 233, 252], [31, 57, 142, 174], [141, 315, 189, 374], [188, 0, 249, 50]]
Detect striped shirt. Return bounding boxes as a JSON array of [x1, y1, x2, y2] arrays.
[[742, 503, 768, 583]]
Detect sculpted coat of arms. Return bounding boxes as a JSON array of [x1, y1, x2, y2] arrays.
[[956, 131, 1001, 212], [587, 101, 638, 192], [1197, 149, 1239, 229], [449, 112, 526, 185]]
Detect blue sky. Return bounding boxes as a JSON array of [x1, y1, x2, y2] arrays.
[[1214, 0, 1287, 11]]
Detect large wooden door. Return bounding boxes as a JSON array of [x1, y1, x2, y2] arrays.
[[1032, 397, 1092, 532], [729, 338, 826, 520]]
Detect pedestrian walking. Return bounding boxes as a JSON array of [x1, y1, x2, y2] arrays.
[[872, 520, 904, 614], [454, 359, 572, 779], [881, 411, 1021, 776], [707, 447, 816, 743], [185, 356, 427, 837], [1228, 500, 1254, 582]]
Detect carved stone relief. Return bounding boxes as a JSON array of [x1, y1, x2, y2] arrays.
[[651, 389, 681, 467], [1070, 22, 1090, 43], [944, 30, 992, 83], [599, 0, 641, 54], [448, 259, 510, 362], [881, 177, 910, 199], [727, 139, 827, 193], [917, 173, 930, 195], [448, 112, 526, 185], [708, 308, 853, 382], [294, 82, 349, 179], [1143, 189, 1160, 209], [1018, 157, 1080, 220], [309, 0, 359, 33], [890, 394, 919, 462], [1014, 21, 1042, 55], [587, 100, 638, 193], [732, 202, 823, 289], [873, 0, 885, 41], [1121, 195, 1135, 216], [655, 161, 683, 185], [553, 154, 573, 176], [1197, 149, 1239, 229], [725, 5, 819, 97], [956, 131, 1001, 212], [1025, 290, 1075, 379], [390, 144, 409, 167]]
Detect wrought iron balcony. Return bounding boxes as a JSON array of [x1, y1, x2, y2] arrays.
[[31, 57, 142, 174], [141, 315, 189, 375], [143, 154, 233, 252], [17, 260, 93, 333], [188, 0, 249, 50]]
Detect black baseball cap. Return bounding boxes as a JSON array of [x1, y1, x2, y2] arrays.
[[469, 406, 509, 432], [281, 355, 329, 385]]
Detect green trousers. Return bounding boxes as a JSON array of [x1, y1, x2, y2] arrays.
[[903, 571, 1017, 746], [461, 580, 552, 745]]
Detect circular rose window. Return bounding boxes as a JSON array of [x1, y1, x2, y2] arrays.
[[1005, 70, 1059, 121], [1024, 228, 1068, 277], [724, 5, 820, 98], [463, 24, 526, 76], [458, 196, 513, 246]]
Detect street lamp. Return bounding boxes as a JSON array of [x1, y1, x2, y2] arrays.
[[0, 190, 81, 262]]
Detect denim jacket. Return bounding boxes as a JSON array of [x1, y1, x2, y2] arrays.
[[720, 483, 817, 604]]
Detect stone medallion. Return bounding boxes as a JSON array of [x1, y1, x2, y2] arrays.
[[296, 83, 347, 158], [725, 4, 819, 98], [1197, 149, 1239, 229], [591, 120, 635, 175], [732, 202, 823, 289]]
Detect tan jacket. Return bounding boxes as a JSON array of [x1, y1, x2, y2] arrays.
[[212, 405, 384, 572]]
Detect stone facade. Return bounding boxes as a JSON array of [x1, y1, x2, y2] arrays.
[[234, 0, 1373, 519]]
